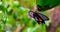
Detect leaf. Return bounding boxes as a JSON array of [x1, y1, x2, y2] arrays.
[[37, 0, 60, 11], [13, 12, 19, 20]]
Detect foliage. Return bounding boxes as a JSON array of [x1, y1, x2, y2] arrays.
[[0, 0, 60, 32]]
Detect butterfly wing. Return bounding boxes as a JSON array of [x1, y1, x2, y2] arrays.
[[29, 11, 45, 24], [38, 13, 49, 21]]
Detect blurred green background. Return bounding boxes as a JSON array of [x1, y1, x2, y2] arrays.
[[0, 0, 60, 32]]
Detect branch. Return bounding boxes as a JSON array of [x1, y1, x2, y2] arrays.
[[46, 6, 60, 32], [15, 24, 25, 32]]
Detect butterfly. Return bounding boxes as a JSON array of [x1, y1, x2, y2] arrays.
[[29, 11, 49, 24]]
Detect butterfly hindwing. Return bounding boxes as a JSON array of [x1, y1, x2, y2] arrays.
[[38, 13, 49, 21]]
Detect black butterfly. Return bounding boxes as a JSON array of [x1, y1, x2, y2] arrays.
[[29, 11, 49, 24]]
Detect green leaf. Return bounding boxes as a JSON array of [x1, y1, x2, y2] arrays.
[[7, 8, 13, 15], [0, 5, 7, 13], [13, 12, 19, 20]]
